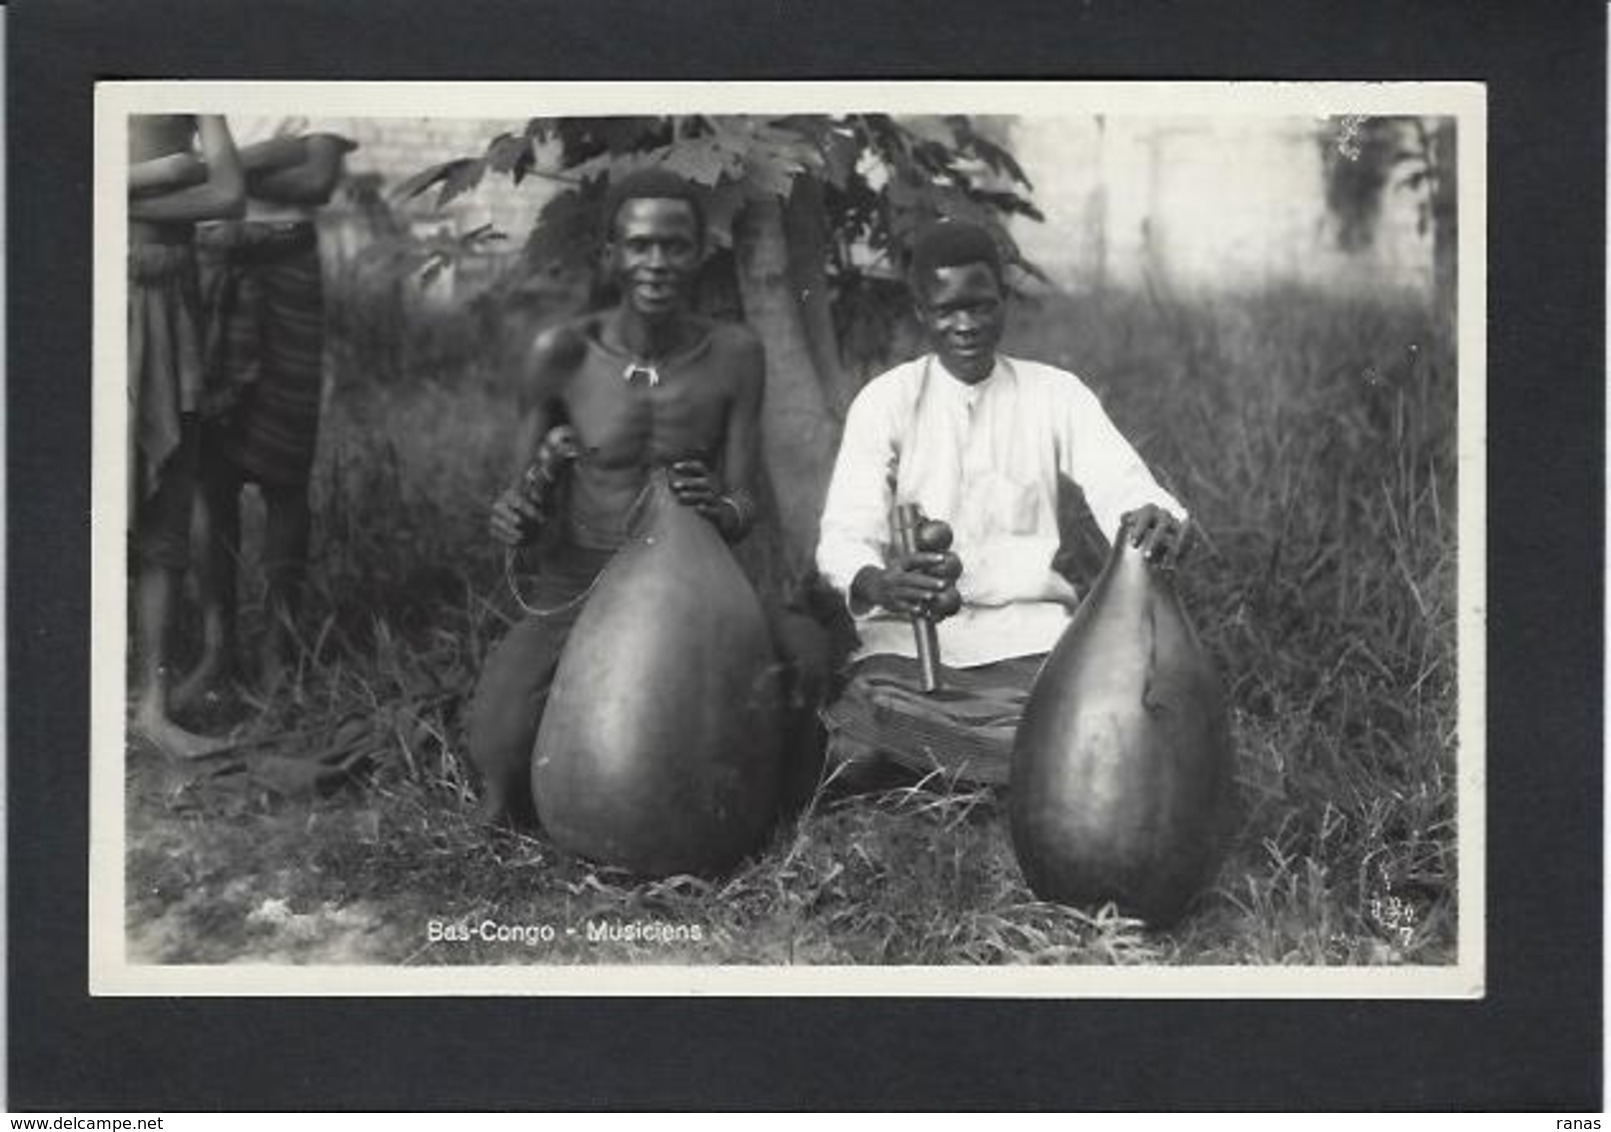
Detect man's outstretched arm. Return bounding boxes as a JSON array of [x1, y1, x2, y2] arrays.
[[1056, 376, 1190, 566]]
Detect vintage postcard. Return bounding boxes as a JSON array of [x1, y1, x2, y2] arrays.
[[91, 80, 1485, 996]]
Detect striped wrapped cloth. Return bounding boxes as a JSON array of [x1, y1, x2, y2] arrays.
[[822, 653, 1046, 785], [198, 221, 326, 486]]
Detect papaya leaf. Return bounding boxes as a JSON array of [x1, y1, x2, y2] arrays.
[[968, 187, 1046, 222], [595, 116, 672, 155], [405, 111, 1045, 395], [659, 133, 747, 188], [565, 149, 622, 183], [940, 114, 1032, 186], [969, 133, 1032, 189], [907, 140, 957, 178], [769, 114, 830, 144], [431, 158, 489, 210], [898, 114, 961, 151], [551, 119, 605, 166], [568, 144, 666, 184], [391, 159, 460, 202], [927, 184, 997, 228], [486, 133, 541, 184], [524, 187, 601, 275], [485, 133, 530, 174], [539, 117, 672, 169]]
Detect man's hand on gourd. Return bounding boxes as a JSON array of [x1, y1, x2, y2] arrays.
[[1122, 504, 1192, 569]]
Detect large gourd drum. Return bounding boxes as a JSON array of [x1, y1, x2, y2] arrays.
[[533, 471, 784, 876], [1009, 530, 1234, 927]]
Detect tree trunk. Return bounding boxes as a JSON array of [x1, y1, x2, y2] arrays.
[[783, 175, 858, 418], [734, 194, 841, 573]]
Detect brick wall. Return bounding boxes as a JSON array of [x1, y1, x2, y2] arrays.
[[1010, 115, 1438, 296]]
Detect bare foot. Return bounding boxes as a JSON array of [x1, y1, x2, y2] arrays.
[[130, 710, 233, 760]]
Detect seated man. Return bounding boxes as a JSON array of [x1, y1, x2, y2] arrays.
[[468, 169, 826, 828], [815, 221, 1189, 786]]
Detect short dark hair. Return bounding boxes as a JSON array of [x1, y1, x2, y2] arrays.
[[602, 168, 706, 245], [908, 221, 1005, 297]]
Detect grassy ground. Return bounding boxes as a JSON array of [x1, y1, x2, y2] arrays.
[[127, 283, 1458, 967]]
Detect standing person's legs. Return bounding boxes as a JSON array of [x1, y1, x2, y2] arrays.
[[243, 231, 325, 689], [189, 226, 327, 699], [178, 458, 315, 703], [128, 241, 222, 751], [130, 424, 225, 757], [256, 478, 312, 693], [174, 439, 245, 708]]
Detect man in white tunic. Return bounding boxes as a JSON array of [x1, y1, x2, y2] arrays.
[[815, 221, 1190, 784]]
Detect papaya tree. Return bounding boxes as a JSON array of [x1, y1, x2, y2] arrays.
[[400, 113, 1043, 575]]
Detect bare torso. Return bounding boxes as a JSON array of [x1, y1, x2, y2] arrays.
[[539, 314, 759, 549]]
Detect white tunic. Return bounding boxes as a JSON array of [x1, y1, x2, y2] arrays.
[[816, 353, 1186, 667]]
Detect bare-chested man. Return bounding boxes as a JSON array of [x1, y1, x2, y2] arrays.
[[126, 114, 244, 756], [467, 169, 826, 828]]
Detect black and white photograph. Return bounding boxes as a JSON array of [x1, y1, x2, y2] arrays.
[[90, 82, 1483, 995]]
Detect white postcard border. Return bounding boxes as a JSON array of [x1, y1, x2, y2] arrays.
[[90, 79, 1487, 998]]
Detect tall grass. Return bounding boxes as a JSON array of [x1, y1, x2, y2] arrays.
[[132, 281, 1460, 966], [1008, 283, 1457, 961]]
